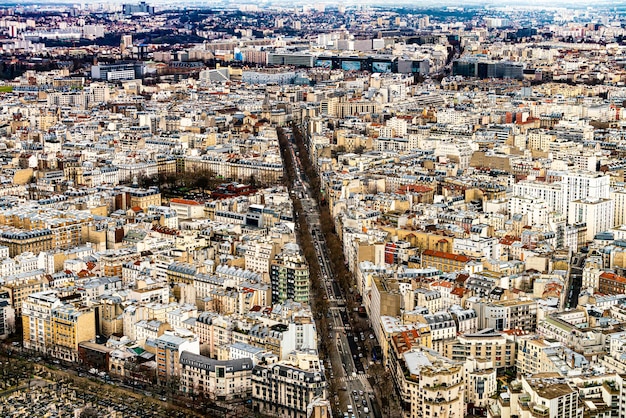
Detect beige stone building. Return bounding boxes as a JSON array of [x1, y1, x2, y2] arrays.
[[22, 290, 96, 362], [179, 352, 252, 400]]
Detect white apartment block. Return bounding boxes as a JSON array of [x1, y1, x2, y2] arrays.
[[528, 130, 555, 152], [611, 189, 626, 227], [562, 171, 610, 222], [508, 196, 551, 226], [512, 181, 563, 215], [453, 235, 501, 260], [489, 375, 583, 418], [388, 346, 464, 418], [244, 240, 276, 280], [434, 140, 473, 169], [464, 358, 497, 409], [568, 198, 614, 242], [471, 299, 538, 332]]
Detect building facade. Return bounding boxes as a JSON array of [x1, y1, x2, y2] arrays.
[[251, 362, 327, 418], [179, 351, 253, 401]]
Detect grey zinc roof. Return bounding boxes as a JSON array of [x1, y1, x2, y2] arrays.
[[180, 351, 252, 373]]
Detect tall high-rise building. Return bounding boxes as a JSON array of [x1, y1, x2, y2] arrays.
[[122, 1, 154, 15]]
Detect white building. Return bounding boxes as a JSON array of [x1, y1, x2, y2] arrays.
[[512, 181, 563, 215], [568, 198, 614, 242], [611, 189, 626, 228], [464, 357, 497, 409], [244, 240, 276, 281], [561, 171, 610, 223], [508, 196, 551, 227]]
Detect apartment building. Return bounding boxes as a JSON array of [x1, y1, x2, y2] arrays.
[[193, 313, 250, 358], [388, 330, 464, 418], [414, 288, 443, 313], [0, 293, 15, 338], [22, 290, 60, 354], [419, 361, 465, 418], [183, 155, 283, 185], [369, 278, 403, 350], [471, 299, 538, 332], [155, 332, 200, 382], [270, 243, 309, 304], [251, 362, 327, 418], [537, 316, 604, 357], [421, 249, 470, 273], [0, 229, 54, 257], [419, 312, 456, 354], [488, 375, 583, 418], [512, 181, 563, 215], [611, 189, 626, 227], [128, 188, 162, 211], [568, 198, 614, 242], [598, 271, 626, 295], [464, 358, 497, 410], [450, 306, 479, 334], [445, 328, 515, 370], [50, 304, 96, 361], [169, 198, 205, 219], [179, 351, 253, 400], [244, 239, 276, 282], [99, 249, 141, 277], [2, 269, 48, 316], [562, 171, 610, 223], [22, 290, 96, 362], [516, 338, 562, 376], [0, 208, 94, 252]]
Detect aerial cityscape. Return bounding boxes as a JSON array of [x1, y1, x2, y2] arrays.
[[0, 1, 625, 418]]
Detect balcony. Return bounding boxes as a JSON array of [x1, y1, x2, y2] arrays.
[[488, 404, 501, 418], [531, 405, 549, 417], [519, 395, 531, 409]]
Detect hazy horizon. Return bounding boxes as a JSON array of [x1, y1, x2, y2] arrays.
[[3, 0, 626, 9]]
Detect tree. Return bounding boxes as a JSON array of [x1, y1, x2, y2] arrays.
[[194, 174, 210, 193], [80, 407, 100, 418]]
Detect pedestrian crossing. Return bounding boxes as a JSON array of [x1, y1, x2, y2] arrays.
[[337, 373, 370, 383]]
